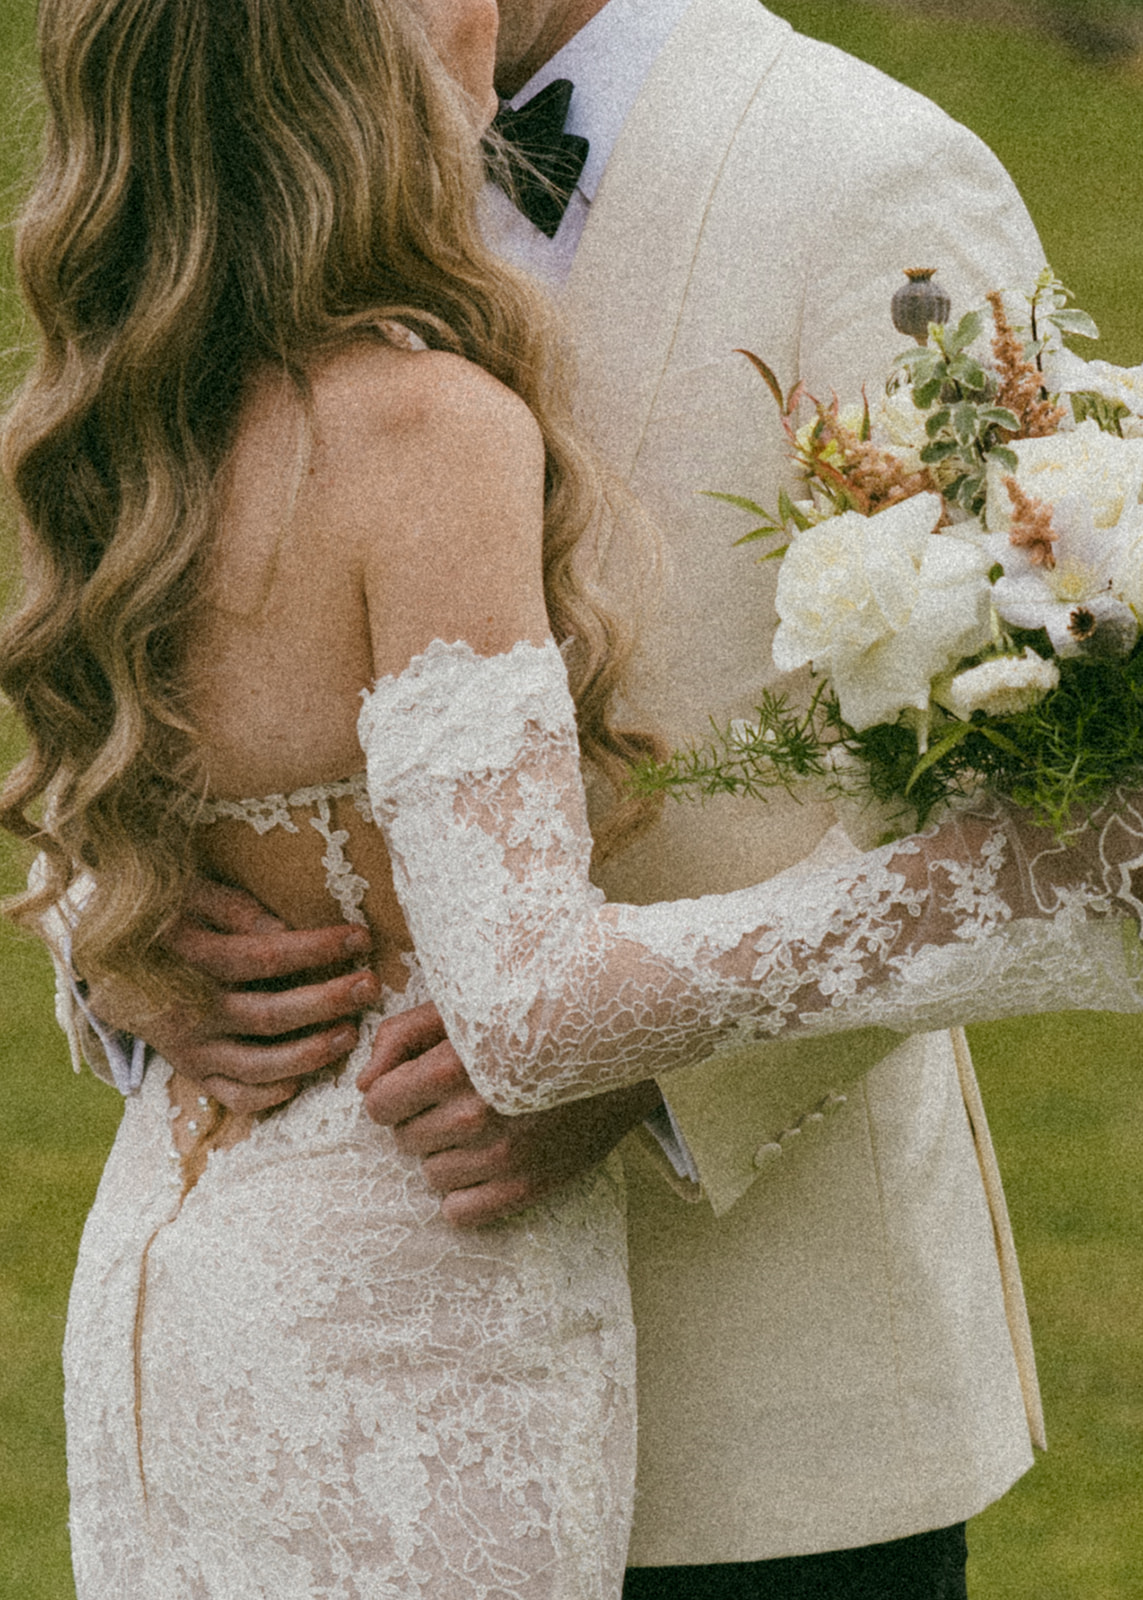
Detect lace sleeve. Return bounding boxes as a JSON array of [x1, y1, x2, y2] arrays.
[[359, 639, 1143, 1114]]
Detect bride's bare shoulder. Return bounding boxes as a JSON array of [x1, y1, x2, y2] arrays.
[[306, 339, 543, 482]]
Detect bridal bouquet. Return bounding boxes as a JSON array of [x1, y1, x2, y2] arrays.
[[634, 270, 1143, 843]]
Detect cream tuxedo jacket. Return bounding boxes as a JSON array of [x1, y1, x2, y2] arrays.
[[564, 0, 1050, 1564]]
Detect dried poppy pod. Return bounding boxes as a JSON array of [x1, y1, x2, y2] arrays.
[[891, 268, 951, 344]]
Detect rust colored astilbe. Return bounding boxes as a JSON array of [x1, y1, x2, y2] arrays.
[[804, 402, 937, 516], [1004, 474, 1057, 568], [987, 290, 1064, 439]]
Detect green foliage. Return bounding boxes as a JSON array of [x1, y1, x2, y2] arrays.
[[1071, 390, 1133, 435], [889, 272, 1094, 515], [638, 629, 1143, 840], [630, 684, 837, 803]]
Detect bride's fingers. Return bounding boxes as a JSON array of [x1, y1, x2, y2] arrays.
[[357, 1001, 448, 1091], [359, 1037, 463, 1121], [388, 1091, 497, 1157], [418, 1141, 516, 1193], [438, 1178, 538, 1228]]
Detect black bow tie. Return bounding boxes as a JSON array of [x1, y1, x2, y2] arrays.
[[487, 79, 589, 239]]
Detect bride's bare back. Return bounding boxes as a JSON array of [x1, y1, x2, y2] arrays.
[[174, 338, 552, 1142]]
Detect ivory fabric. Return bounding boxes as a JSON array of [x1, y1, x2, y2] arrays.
[[555, 0, 1053, 1563]]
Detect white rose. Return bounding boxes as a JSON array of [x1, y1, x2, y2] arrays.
[[773, 493, 993, 730], [870, 385, 929, 474], [941, 648, 1059, 720], [986, 419, 1143, 533]]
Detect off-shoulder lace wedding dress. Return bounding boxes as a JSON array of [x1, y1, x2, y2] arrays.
[[65, 638, 1143, 1599]]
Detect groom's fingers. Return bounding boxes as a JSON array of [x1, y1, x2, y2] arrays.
[[179, 877, 288, 936], [165, 917, 373, 983], [155, 1019, 362, 1091], [184, 1073, 307, 1114], [215, 969, 381, 1037]]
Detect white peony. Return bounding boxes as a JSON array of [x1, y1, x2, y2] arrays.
[[941, 648, 1059, 720], [985, 419, 1143, 534], [773, 493, 993, 730]]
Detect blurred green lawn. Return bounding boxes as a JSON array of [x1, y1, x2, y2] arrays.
[[3, 2, 1143, 1596]]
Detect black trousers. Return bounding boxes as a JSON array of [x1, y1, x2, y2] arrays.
[[622, 1522, 968, 1600]]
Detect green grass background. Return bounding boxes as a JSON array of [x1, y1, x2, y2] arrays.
[[2, 2, 1143, 1594]]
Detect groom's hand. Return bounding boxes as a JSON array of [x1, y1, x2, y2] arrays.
[[358, 1001, 664, 1225], [87, 878, 380, 1113]]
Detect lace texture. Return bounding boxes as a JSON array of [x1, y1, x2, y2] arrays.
[[361, 638, 1143, 1115], [65, 636, 1143, 1598], [65, 770, 636, 1598]]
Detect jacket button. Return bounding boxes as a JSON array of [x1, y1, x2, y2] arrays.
[[753, 1142, 783, 1169]]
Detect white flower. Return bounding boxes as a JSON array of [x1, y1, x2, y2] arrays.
[[941, 648, 1059, 720], [990, 495, 1139, 657], [1043, 348, 1143, 422], [985, 419, 1143, 534], [1108, 508, 1143, 614], [870, 385, 929, 474], [773, 493, 993, 730]]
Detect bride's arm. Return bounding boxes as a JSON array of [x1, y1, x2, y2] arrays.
[[361, 635, 1143, 1114], [360, 354, 1143, 1116]]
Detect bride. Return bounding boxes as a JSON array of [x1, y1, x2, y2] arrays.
[[4, 0, 1143, 1596]]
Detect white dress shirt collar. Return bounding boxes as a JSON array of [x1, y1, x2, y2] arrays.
[[508, 0, 694, 201], [486, 0, 693, 285]]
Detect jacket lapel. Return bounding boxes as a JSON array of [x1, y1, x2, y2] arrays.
[[563, 0, 792, 473]]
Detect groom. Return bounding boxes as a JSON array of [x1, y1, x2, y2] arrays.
[[68, 0, 1051, 1594]]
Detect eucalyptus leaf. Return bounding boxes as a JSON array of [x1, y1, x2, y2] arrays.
[[1049, 308, 1100, 340]]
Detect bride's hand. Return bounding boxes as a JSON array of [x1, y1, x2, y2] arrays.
[[88, 878, 381, 1113], [360, 1003, 664, 1225]]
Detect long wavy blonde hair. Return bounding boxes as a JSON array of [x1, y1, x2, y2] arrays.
[[1, 0, 660, 1014]]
